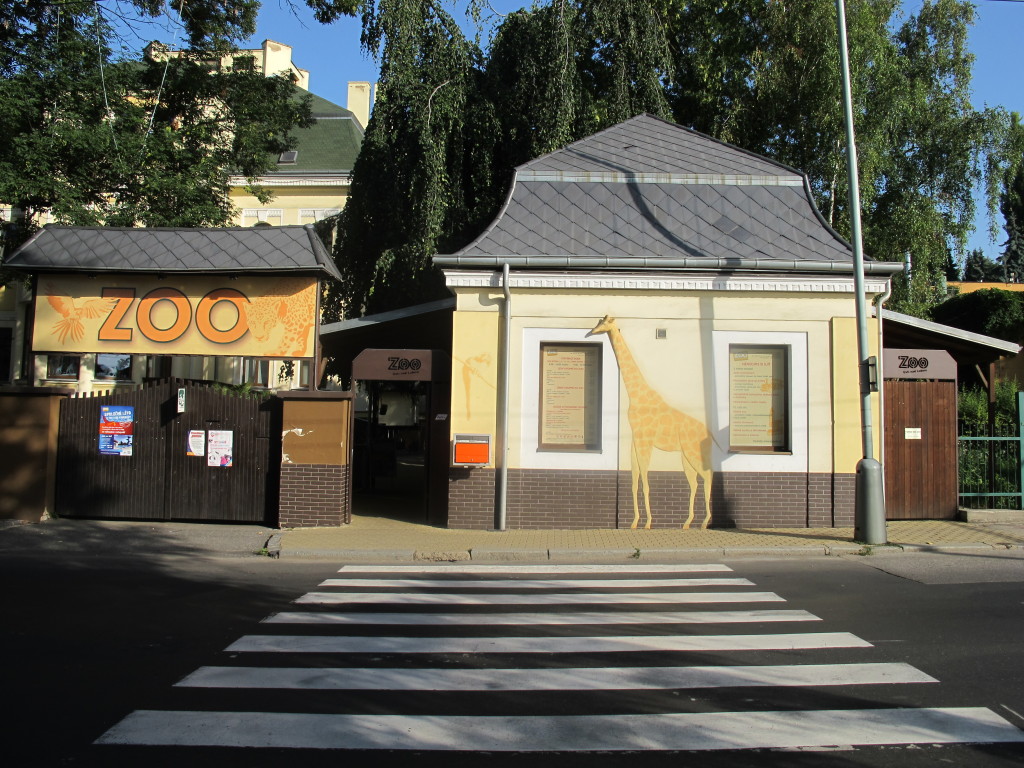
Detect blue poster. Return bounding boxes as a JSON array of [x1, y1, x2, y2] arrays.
[[99, 406, 134, 456]]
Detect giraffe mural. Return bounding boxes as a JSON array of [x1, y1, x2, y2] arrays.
[[588, 316, 713, 530]]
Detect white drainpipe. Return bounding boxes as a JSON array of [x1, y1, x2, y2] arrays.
[[497, 263, 511, 531]]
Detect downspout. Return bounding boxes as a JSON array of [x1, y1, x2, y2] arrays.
[[874, 282, 892, 495], [497, 262, 511, 531]]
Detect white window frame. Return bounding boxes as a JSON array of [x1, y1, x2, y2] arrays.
[[712, 330, 808, 472], [242, 208, 284, 227], [299, 208, 341, 224], [520, 327, 618, 470]]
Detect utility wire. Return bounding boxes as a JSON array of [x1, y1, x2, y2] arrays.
[[140, 0, 186, 157], [94, 4, 119, 153]]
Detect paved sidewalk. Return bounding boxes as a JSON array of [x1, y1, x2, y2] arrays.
[[273, 514, 1024, 561]]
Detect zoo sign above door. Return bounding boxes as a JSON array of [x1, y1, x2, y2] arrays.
[[33, 274, 319, 358]]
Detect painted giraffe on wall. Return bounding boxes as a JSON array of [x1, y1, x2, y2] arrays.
[[588, 315, 713, 530]]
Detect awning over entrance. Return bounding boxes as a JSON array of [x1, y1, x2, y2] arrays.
[[320, 298, 454, 382]]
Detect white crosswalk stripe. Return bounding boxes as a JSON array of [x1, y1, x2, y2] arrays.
[[177, 662, 937, 691], [226, 631, 871, 654], [318, 577, 755, 588], [98, 708, 1024, 751], [295, 590, 784, 604], [264, 608, 819, 625], [97, 562, 1024, 754]]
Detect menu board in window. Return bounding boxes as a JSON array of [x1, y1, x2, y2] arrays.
[[539, 343, 602, 451], [729, 345, 789, 452]]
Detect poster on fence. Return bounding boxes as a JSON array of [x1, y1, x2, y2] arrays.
[[207, 430, 233, 467], [98, 406, 134, 457], [187, 430, 206, 457]]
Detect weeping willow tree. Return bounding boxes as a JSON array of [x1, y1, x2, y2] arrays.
[[319, 0, 677, 319]]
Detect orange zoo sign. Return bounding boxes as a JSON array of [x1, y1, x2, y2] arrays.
[[34, 275, 318, 358]]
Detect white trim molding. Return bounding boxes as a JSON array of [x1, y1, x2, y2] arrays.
[[444, 270, 890, 295]]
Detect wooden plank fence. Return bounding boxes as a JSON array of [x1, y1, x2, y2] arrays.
[[56, 378, 279, 523]]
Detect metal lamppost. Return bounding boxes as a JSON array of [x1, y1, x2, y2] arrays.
[[835, 0, 887, 544]]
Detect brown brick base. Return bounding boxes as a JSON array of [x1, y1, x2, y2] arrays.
[[448, 468, 856, 529], [279, 463, 351, 528]]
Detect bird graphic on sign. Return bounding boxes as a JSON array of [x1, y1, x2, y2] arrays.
[[45, 292, 115, 345]]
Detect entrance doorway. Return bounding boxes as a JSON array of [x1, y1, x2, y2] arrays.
[[351, 349, 451, 526], [353, 379, 429, 522]]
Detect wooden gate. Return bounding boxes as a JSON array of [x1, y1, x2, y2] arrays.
[[56, 379, 279, 522], [883, 379, 958, 519]]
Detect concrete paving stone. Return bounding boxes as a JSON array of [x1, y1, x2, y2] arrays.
[[635, 548, 727, 559], [826, 544, 869, 556], [471, 549, 552, 561], [283, 548, 418, 560], [897, 543, 1000, 553], [413, 550, 472, 562], [547, 548, 640, 560], [717, 546, 831, 557]]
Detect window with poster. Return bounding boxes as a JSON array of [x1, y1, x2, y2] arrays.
[[537, 342, 602, 452], [728, 344, 790, 453]]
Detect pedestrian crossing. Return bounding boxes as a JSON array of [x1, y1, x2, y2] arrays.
[[96, 563, 1024, 754]]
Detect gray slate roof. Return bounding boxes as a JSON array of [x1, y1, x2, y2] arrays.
[[440, 114, 899, 275], [4, 225, 342, 281]]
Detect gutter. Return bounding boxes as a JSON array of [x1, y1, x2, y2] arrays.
[[433, 255, 905, 276], [497, 263, 511, 531]]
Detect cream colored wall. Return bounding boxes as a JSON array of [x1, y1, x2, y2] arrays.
[[450, 308, 501, 464], [831, 316, 882, 472], [0, 285, 15, 312], [449, 285, 877, 476], [229, 186, 350, 226]]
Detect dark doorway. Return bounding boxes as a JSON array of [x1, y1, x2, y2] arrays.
[[350, 348, 451, 527], [353, 379, 430, 522]]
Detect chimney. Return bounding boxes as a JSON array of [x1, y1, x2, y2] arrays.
[[347, 82, 374, 130]]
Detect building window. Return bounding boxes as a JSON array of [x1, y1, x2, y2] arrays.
[[538, 342, 602, 452], [47, 355, 80, 379], [520, 327, 618, 471], [728, 344, 789, 453], [298, 359, 311, 389], [299, 208, 342, 225], [242, 208, 283, 227], [245, 358, 271, 388], [712, 330, 807, 473], [0, 326, 12, 383], [95, 353, 133, 381]]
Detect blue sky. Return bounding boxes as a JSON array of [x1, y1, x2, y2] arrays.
[[233, 0, 1022, 257]]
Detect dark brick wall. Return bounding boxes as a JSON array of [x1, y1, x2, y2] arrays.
[[448, 467, 857, 530], [279, 463, 350, 528]]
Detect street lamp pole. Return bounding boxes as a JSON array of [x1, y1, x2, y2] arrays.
[[835, 0, 887, 544]]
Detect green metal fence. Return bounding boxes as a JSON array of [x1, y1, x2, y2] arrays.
[[958, 391, 1024, 509]]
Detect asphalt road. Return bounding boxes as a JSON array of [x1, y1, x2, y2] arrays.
[[3, 537, 1022, 768]]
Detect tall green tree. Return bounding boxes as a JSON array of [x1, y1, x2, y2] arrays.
[[1000, 164, 1024, 282], [321, 0, 482, 319], [313, 0, 1010, 320], [0, 1, 311, 261]]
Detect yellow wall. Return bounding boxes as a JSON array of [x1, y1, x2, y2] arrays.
[[449, 282, 879, 477], [830, 317, 882, 473], [229, 186, 350, 227], [0, 285, 15, 312]]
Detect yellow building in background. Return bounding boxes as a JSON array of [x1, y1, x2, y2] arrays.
[[1, 40, 370, 391]]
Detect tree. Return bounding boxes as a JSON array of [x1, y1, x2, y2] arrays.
[[1000, 164, 1024, 282], [322, 0, 481, 319], [963, 248, 1003, 282], [312, 0, 1009, 320], [0, 1, 312, 261], [930, 288, 1024, 342]]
